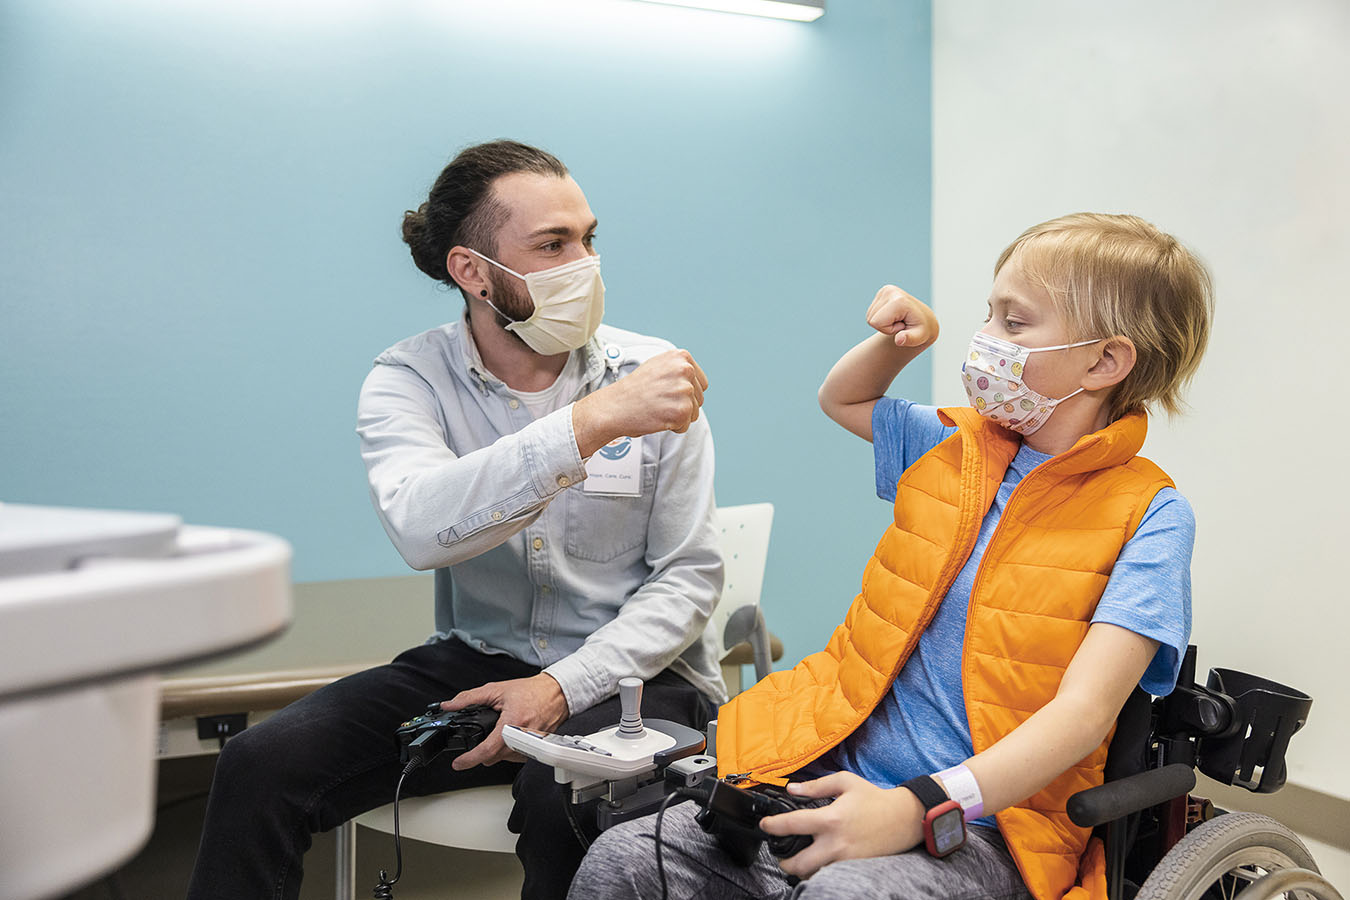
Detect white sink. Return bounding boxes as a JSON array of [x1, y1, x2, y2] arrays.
[[0, 504, 292, 900]]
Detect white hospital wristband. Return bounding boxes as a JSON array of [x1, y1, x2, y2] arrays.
[[935, 764, 984, 822]]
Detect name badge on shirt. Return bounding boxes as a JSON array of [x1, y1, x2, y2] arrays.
[[583, 436, 642, 496]]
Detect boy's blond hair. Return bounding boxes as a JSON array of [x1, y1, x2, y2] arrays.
[[996, 213, 1214, 422]]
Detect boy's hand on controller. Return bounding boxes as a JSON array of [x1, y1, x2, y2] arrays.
[[866, 286, 939, 350], [440, 674, 569, 770], [761, 772, 924, 880]]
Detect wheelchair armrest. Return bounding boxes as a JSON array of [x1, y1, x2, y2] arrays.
[[1066, 763, 1196, 828]]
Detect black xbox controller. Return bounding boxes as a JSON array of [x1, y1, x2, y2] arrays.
[[695, 778, 833, 865], [395, 703, 499, 766]]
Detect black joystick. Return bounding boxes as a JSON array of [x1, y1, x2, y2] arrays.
[[695, 779, 833, 865]]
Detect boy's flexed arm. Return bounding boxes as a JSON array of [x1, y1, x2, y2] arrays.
[[818, 286, 940, 442]]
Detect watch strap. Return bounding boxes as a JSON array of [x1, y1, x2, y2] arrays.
[[901, 775, 950, 811], [904, 775, 966, 859]]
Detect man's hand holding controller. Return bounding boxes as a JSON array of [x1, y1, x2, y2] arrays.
[[440, 674, 571, 770], [572, 349, 708, 458]]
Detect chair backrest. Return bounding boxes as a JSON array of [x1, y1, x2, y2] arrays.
[[705, 503, 775, 681]]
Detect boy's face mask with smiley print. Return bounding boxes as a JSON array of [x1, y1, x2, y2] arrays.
[[961, 332, 1103, 435]]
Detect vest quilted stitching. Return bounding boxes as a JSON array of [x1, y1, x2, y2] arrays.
[[718, 409, 1173, 900]]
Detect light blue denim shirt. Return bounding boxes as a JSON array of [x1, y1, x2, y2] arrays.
[[356, 317, 726, 714]]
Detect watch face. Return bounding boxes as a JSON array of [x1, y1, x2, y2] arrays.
[[930, 807, 965, 857]]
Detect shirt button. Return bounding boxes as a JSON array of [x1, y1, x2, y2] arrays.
[[541, 585, 552, 594], [556, 475, 571, 487], [508, 398, 520, 409], [537, 638, 548, 650], [532, 537, 544, 550], [491, 510, 504, 521]]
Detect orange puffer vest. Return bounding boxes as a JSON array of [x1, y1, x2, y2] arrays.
[[717, 407, 1174, 900]]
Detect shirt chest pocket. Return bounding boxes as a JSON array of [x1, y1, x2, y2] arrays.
[[564, 463, 658, 563]]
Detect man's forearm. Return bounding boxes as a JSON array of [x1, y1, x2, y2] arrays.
[[361, 398, 586, 570], [571, 391, 620, 460]]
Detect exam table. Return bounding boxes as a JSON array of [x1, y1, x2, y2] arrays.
[[0, 503, 291, 900]]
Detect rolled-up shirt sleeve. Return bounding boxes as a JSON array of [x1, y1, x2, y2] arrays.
[[873, 398, 953, 503], [357, 363, 588, 571]]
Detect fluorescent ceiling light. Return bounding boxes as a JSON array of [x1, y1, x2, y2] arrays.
[[632, 0, 824, 22]]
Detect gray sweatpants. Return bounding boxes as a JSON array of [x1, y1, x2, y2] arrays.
[[567, 800, 1034, 900]]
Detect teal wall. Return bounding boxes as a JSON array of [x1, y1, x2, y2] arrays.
[[0, 0, 931, 667]]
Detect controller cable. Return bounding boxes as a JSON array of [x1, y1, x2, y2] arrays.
[[372, 758, 422, 900], [653, 786, 710, 900]]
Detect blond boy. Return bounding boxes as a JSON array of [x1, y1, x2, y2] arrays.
[[569, 213, 1213, 900]]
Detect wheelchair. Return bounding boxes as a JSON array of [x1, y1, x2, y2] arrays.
[[1065, 645, 1340, 900]]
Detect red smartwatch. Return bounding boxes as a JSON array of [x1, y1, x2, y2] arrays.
[[902, 775, 966, 858]]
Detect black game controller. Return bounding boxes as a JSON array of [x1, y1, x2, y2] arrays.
[[694, 779, 833, 866], [395, 703, 499, 766]]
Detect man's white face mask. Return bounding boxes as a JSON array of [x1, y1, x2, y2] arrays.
[[468, 249, 605, 356]]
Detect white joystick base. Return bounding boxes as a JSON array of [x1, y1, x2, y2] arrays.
[[501, 677, 680, 789]]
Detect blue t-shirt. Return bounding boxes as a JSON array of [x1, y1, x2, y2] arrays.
[[805, 399, 1194, 827]]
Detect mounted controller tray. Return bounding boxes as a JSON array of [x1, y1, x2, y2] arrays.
[[501, 676, 707, 820]]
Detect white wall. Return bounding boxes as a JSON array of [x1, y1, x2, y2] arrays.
[[932, 1, 1350, 803]]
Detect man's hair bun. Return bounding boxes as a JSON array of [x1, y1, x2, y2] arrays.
[[401, 202, 449, 281], [401, 140, 569, 292]]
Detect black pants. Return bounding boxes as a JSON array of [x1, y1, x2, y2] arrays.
[[185, 638, 715, 900]]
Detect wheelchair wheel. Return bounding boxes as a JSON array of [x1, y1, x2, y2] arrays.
[[1135, 812, 1336, 900]]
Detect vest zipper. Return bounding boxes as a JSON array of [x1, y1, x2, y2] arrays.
[[740, 426, 1001, 783], [958, 437, 1109, 765]]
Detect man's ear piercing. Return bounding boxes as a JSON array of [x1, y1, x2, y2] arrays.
[[480, 290, 488, 297]]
